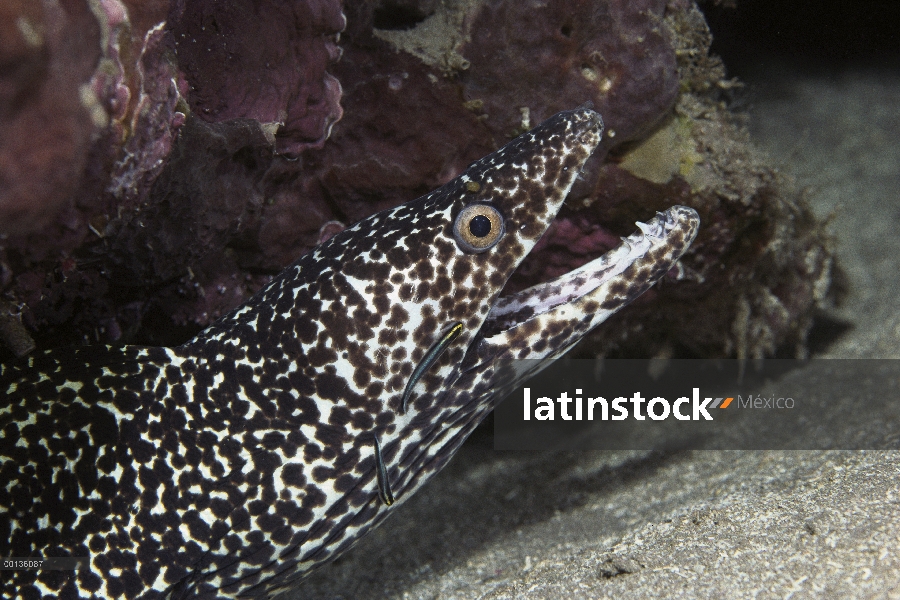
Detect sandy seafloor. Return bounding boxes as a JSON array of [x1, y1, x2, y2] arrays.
[[288, 64, 900, 598]]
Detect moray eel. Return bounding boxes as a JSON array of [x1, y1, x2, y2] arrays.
[[0, 107, 699, 599]]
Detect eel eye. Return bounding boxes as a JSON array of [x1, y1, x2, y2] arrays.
[[453, 204, 505, 253]]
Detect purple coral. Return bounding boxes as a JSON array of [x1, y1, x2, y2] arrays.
[[0, 0, 831, 361], [459, 0, 679, 154], [169, 0, 345, 155], [0, 0, 104, 241]]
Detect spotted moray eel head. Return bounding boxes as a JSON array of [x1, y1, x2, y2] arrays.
[[189, 106, 604, 418]]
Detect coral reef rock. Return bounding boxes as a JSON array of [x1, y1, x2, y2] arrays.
[[0, 0, 832, 360]]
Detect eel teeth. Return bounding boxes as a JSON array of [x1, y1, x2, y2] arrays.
[[635, 220, 654, 236]]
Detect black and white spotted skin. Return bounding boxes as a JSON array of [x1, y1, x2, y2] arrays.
[[0, 107, 699, 599]]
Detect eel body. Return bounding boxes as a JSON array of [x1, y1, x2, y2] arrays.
[[0, 107, 699, 599]]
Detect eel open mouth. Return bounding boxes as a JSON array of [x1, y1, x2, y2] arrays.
[[481, 205, 700, 341]]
